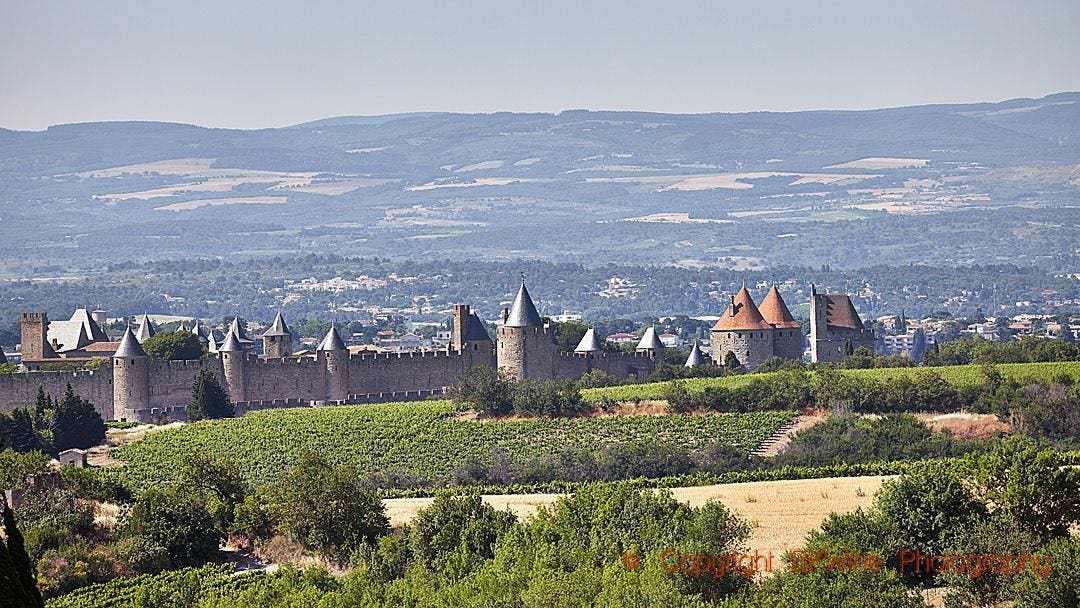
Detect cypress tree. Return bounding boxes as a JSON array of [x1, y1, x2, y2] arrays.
[[188, 370, 233, 421], [0, 498, 44, 608]]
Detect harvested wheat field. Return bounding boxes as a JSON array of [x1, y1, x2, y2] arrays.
[[383, 475, 892, 561]]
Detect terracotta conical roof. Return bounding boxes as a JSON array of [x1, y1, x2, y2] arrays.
[[574, 328, 602, 353], [114, 327, 147, 358], [712, 287, 774, 331], [684, 342, 707, 367], [504, 281, 543, 327], [317, 324, 346, 351], [759, 286, 800, 329], [219, 329, 245, 353], [636, 326, 664, 351], [262, 312, 291, 337]]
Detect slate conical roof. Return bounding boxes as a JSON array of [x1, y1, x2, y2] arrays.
[[636, 326, 665, 351], [262, 312, 292, 337], [759, 286, 800, 329], [0, 348, 8, 364], [712, 288, 773, 331], [464, 313, 492, 342], [114, 327, 147, 358], [189, 319, 210, 344], [504, 281, 543, 327], [317, 324, 347, 351], [218, 329, 245, 353], [134, 314, 156, 342], [177, 321, 188, 332], [206, 329, 219, 353], [70, 308, 110, 342], [684, 342, 706, 367], [229, 317, 250, 341], [574, 328, 602, 353]]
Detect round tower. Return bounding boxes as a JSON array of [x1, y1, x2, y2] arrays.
[[496, 279, 557, 380], [112, 327, 150, 421], [218, 329, 248, 403], [318, 324, 349, 402], [710, 287, 775, 370]]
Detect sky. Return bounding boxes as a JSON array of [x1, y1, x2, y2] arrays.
[[2, 0, 1079, 131]]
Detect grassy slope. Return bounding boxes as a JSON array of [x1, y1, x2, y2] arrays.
[[114, 400, 795, 490], [581, 360, 1080, 402]]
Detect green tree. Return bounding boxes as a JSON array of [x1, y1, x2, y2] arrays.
[[555, 320, 591, 353], [141, 331, 205, 361], [266, 452, 389, 560], [962, 438, 1080, 539], [408, 494, 516, 578], [120, 486, 221, 573], [449, 365, 512, 416], [51, 385, 106, 452], [876, 463, 985, 558], [187, 370, 233, 421], [0, 498, 45, 608]]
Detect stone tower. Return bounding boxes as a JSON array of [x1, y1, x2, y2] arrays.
[[20, 312, 53, 360], [635, 326, 665, 360], [112, 327, 150, 421], [809, 285, 875, 363], [710, 287, 775, 370], [759, 286, 803, 360], [496, 279, 557, 380], [261, 312, 293, 358], [318, 324, 349, 403], [218, 329, 248, 403], [452, 304, 492, 352]]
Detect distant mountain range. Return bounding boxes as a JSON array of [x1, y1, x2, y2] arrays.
[[1, 93, 1078, 277]]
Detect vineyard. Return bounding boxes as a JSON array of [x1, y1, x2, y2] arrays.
[[45, 565, 263, 608], [114, 400, 795, 491], [582, 360, 1080, 402]]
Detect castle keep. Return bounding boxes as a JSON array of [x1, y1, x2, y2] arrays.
[[1, 280, 870, 422]]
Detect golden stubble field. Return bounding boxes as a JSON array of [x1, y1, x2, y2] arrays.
[[383, 475, 893, 560]]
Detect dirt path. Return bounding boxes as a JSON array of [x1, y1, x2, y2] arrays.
[[384, 475, 892, 558], [751, 413, 826, 457]]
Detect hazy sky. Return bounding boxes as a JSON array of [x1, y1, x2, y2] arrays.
[[2, 0, 1079, 130]]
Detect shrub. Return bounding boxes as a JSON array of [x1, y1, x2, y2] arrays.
[[120, 486, 221, 573], [264, 452, 389, 560]]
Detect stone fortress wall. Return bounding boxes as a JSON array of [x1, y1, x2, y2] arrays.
[[0, 281, 870, 422]]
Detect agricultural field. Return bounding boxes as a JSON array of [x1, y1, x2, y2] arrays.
[[582, 361, 1080, 402], [45, 565, 262, 608], [113, 400, 795, 491]]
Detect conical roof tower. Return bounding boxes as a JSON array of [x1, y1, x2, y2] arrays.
[[114, 327, 147, 358], [684, 342, 706, 367], [262, 312, 292, 337], [219, 329, 244, 353], [712, 287, 773, 331], [504, 280, 543, 327], [317, 324, 346, 351], [134, 314, 156, 342], [636, 326, 665, 351], [574, 328, 602, 353], [759, 286, 800, 329]]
